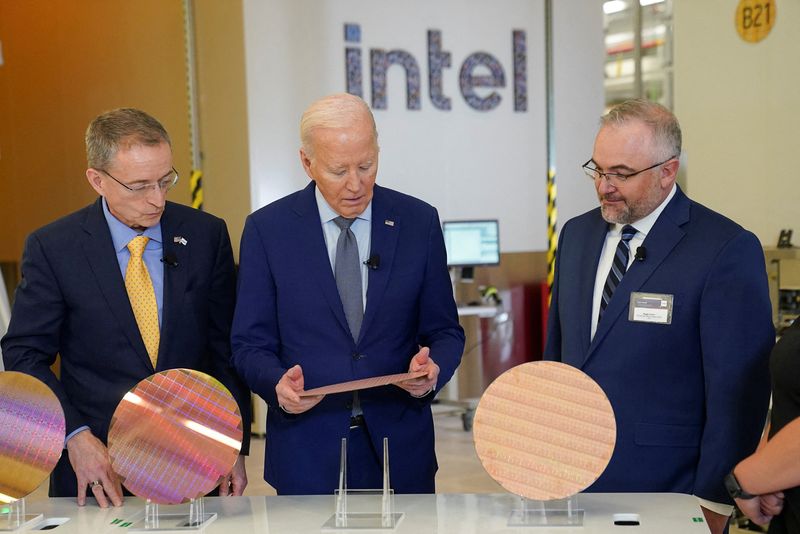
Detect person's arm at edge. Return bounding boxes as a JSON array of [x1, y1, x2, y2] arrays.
[[736, 415, 800, 495], [543, 221, 568, 362], [1, 232, 87, 434], [206, 218, 251, 456], [412, 207, 464, 396], [230, 215, 291, 409]]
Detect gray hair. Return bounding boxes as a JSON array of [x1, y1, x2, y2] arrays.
[[601, 99, 682, 160], [300, 93, 378, 156], [86, 108, 171, 170]]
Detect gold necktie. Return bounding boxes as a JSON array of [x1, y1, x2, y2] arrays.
[[125, 236, 160, 368]]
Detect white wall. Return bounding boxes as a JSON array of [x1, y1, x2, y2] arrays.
[[674, 0, 800, 246], [243, 0, 603, 252], [553, 2, 606, 232]]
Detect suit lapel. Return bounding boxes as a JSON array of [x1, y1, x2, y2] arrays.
[[585, 188, 690, 364], [359, 186, 399, 343], [158, 203, 188, 370], [577, 215, 610, 358], [293, 183, 352, 338], [80, 198, 152, 369]]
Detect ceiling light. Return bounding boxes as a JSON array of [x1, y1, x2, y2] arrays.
[[603, 1, 627, 15]]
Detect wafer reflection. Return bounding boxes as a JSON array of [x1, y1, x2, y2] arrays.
[[0, 371, 65, 504], [108, 369, 243, 505]]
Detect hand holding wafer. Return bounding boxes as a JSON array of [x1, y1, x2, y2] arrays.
[[277, 365, 324, 414], [396, 347, 439, 398]]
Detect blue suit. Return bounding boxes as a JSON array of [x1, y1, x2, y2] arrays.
[[545, 187, 773, 503], [231, 182, 464, 495], [2, 198, 251, 496]]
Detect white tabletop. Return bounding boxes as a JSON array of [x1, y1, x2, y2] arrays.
[[15, 492, 709, 533]]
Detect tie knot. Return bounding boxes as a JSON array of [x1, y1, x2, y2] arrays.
[[334, 216, 356, 231], [127, 235, 150, 257], [620, 225, 637, 242]]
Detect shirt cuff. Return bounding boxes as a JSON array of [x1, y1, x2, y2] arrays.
[[696, 496, 734, 517], [410, 387, 434, 398], [64, 425, 90, 448]]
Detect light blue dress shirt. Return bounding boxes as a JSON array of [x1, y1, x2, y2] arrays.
[[101, 198, 164, 325], [315, 187, 372, 308], [66, 199, 165, 445]]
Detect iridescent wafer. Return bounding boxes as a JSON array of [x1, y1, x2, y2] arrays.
[[107, 369, 243, 505], [0, 371, 65, 503]]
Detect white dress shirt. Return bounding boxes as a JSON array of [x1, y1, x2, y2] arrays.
[[590, 184, 676, 339]]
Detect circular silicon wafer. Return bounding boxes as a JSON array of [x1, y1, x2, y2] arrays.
[[473, 361, 616, 500], [107, 369, 243, 504], [0, 371, 65, 503]]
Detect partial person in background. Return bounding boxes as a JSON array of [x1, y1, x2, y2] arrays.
[[2, 108, 251, 507], [544, 99, 773, 533], [231, 93, 464, 495], [0, 270, 8, 369], [728, 319, 800, 533]]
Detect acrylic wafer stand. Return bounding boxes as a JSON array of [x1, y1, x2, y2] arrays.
[[0, 499, 43, 532], [124, 497, 216, 531], [508, 495, 584, 527], [322, 437, 403, 530]]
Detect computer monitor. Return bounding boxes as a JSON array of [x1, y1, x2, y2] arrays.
[[442, 219, 500, 268]]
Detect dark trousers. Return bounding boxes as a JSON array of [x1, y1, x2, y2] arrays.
[[346, 422, 383, 490]]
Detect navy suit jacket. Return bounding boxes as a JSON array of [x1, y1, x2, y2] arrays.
[[231, 182, 464, 495], [2, 198, 251, 496], [545, 187, 773, 503]]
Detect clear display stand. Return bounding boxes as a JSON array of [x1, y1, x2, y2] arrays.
[[508, 495, 584, 527], [123, 497, 216, 531], [322, 437, 403, 530], [0, 498, 43, 531]]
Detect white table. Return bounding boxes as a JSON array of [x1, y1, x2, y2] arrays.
[[16, 493, 709, 533]]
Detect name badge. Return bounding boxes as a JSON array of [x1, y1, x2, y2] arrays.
[[629, 292, 673, 324]]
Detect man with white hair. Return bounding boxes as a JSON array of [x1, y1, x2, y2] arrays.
[[232, 93, 464, 495]]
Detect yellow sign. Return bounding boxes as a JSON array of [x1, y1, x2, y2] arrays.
[[736, 0, 776, 43]]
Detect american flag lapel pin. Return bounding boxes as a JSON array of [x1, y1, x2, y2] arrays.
[[384, 219, 395, 227], [173, 236, 188, 246]]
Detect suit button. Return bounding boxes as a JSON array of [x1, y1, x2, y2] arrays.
[[352, 353, 363, 361], [345, 401, 353, 409]]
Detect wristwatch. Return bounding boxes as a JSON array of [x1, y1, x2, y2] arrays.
[[724, 470, 757, 500]]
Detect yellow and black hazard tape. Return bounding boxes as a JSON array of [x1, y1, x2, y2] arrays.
[[546, 167, 557, 303]]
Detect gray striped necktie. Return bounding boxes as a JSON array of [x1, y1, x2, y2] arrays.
[[333, 216, 363, 341], [599, 225, 637, 321]]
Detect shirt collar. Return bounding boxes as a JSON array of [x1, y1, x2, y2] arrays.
[[102, 197, 162, 253], [314, 185, 372, 224], [611, 183, 676, 237]]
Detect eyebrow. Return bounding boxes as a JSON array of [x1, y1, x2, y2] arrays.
[[127, 170, 174, 185], [590, 159, 636, 173]]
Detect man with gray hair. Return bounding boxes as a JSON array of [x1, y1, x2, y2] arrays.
[[232, 93, 464, 494], [2, 108, 250, 506], [544, 99, 773, 533]]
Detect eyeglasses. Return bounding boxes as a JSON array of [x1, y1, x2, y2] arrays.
[[99, 168, 179, 195], [582, 156, 677, 187]]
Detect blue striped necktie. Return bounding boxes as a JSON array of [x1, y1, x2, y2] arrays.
[[599, 225, 637, 321]]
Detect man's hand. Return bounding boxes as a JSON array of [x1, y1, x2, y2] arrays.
[[397, 347, 439, 397], [275, 365, 324, 414], [735, 492, 785, 526], [66, 430, 123, 507], [219, 454, 248, 496]]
